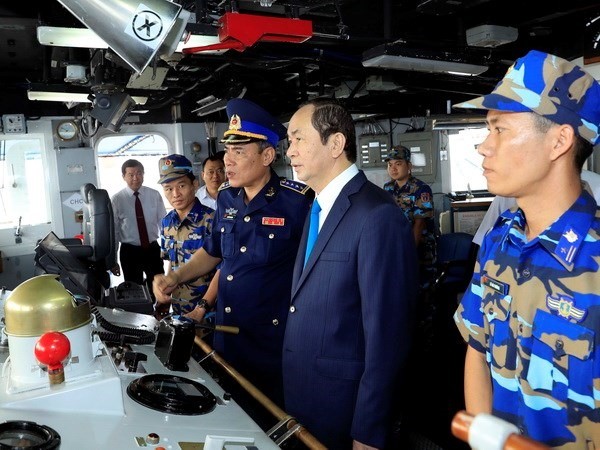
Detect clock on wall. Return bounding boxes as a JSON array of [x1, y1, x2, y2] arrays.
[[2, 114, 26, 134], [56, 120, 79, 141]]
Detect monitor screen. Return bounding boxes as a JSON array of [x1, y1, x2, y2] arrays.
[[34, 231, 103, 302]]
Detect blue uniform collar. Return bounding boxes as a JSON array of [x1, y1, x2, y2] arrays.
[[165, 198, 210, 227], [500, 190, 596, 270], [234, 169, 280, 214]]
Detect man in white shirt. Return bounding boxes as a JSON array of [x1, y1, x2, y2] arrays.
[[196, 152, 225, 210], [111, 159, 166, 294]]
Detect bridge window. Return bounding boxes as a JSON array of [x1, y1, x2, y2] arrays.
[[447, 127, 489, 194], [96, 133, 170, 209], [0, 137, 49, 229]]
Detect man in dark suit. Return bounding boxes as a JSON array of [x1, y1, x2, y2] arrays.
[[283, 98, 418, 449]]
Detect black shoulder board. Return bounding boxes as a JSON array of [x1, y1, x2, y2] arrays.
[[280, 178, 310, 195]]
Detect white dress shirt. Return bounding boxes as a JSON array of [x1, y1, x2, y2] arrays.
[[314, 164, 359, 231], [111, 185, 167, 245], [196, 185, 217, 210]]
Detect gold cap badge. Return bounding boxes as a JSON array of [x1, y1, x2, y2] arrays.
[[229, 114, 242, 131]]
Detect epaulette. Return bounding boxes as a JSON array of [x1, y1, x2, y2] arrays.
[[280, 178, 310, 195], [218, 181, 232, 191]]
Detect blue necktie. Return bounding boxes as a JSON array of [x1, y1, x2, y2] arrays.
[[304, 199, 321, 267]]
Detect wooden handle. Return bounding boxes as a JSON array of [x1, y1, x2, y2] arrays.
[[505, 435, 551, 450], [451, 411, 551, 450], [451, 410, 472, 444], [214, 324, 240, 334]]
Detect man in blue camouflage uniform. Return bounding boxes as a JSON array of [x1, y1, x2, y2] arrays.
[[453, 50, 600, 448], [157, 154, 215, 315], [383, 145, 436, 285], [154, 99, 312, 406]]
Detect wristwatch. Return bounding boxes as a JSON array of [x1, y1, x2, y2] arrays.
[[195, 298, 211, 311]]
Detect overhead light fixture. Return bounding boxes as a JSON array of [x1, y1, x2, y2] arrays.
[[37, 26, 223, 54], [27, 85, 147, 105], [362, 44, 488, 76], [192, 96, 229, 117], [192, 87, 247, 117], [54, 0, 192, 73], [432, 116, 487, 130]]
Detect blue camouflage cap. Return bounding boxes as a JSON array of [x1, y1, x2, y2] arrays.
[[453, 50, 600, 145], [384, 145, 411, 162], [158, 154, 193, 184], [221, 98, 287, 148]]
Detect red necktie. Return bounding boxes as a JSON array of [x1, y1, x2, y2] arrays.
[[134, 191, 150, 248]]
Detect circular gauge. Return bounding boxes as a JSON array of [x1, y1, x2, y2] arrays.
[[56, 120, 79, 141]]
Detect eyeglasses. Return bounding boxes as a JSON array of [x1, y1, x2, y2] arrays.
[[124, 171, 144, 178]]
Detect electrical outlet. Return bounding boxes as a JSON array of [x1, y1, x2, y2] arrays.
[[2, 114, 26, 133]]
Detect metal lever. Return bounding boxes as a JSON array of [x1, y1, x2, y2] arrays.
[[14, 216, 22, 243], [196, 323, 240, 334]]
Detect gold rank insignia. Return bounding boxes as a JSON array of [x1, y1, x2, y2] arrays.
[[266, 187, 276, 197], [229, 114, 242, 131]]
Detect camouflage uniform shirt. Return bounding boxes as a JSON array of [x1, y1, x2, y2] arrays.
[[384, 176, 436, 270], [454, 190, 600, 448], [160, 198, 214, 314]]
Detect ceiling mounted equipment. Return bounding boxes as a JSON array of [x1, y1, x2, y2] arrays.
[[362, 44, 489, 76], [55, 0, 191, 73], [466, 25, 518, 48], [183, 12, 313, 54]]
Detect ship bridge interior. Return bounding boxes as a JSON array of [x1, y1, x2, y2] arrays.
[[0, 1, 598, 124]]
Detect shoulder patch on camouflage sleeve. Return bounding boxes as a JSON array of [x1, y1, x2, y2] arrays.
[[218, 181, 231, 191], [280, 178, 310, 195]]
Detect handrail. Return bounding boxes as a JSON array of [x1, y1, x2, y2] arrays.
[[193, 335, 326, 450]]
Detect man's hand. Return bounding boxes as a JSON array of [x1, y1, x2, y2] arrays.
[[153, 273, 178, 303], [154, 301, 171, 320], [352, 440, 378, 450], [183, 305, 207, 323]]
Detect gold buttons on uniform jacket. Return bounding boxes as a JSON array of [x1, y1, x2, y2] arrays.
[[225, 307, 231, 313], [244, 216, 251, 222], [240, 246, 247, 252], [226, 274, 233, 281], [289, 306, 296, 313]]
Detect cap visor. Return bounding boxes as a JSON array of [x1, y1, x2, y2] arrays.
[[220, 134, 260, 145], [453, 96, 486, 110], [158, 172, 189, 184], [454, 93, 539, 115]]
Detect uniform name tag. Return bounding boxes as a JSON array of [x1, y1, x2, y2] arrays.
[[262, 217, 285, 226], [482, 274, 509, 295]]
